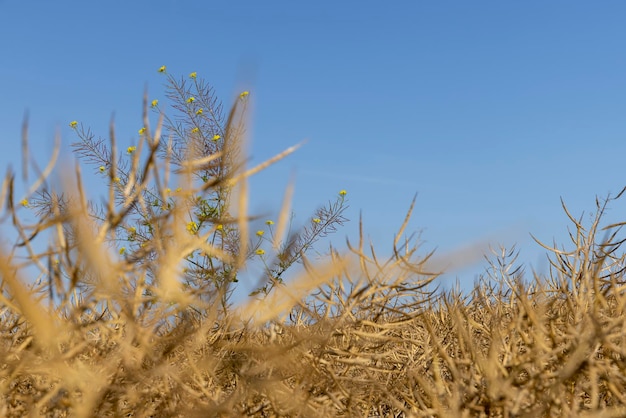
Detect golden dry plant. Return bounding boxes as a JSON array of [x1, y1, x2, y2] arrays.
[[2, 68, 626, 417]]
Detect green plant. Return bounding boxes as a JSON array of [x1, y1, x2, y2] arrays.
[[35, 67, 348, 318]]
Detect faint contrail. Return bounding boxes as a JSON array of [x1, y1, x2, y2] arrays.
[[300, 168, 415, 187]]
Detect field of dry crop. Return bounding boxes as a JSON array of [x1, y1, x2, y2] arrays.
[[2, 70, 626, 417]]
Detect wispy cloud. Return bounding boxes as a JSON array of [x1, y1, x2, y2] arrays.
[[299, 168, 416, 187]]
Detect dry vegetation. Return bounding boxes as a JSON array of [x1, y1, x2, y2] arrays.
[[2, 70, 626, 417]]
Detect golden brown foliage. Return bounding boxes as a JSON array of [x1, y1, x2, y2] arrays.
[[2, 75, 626, 417]]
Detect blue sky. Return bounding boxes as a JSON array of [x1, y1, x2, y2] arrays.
[[2, 1, 626, 293]]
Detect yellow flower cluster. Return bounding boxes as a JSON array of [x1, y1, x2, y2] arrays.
[[186, 221, 198, 235], [69, 121, 78, 129], [151, 99, 159, 108], [212, 134, 221, 142], [158, 65, 166, 73], [189, 72, 197, 79], [127, 146, 137, 154], [138, 127, 146, 135]]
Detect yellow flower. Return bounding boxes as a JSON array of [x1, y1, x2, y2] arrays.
[[189, 72, 197, 79], [151, 99, 159, 108], [216, 224, 223, 231], [212, 134, 221, 141], [113, 177, 120, 183], [255, 249, 265, 255], [165, 188, 171, 194], [313, 218, 321, 224], [128, 227, 136, 233], [119, 247, 126, 255], [69, 121, 78, 129], [191, 127, 199, 133], [99, 166, 105, 172], [196, 108, 203, 115], [20, 199, 28, 207], [127, 146, 136, 154], [240, 91, 249, 98], [256, 230, 264, 236], [186, 221, 198, 235], [186, 97, 195, 103], [265, 220, 274, 225], [175, 187, 182, 192], [138, 127, 146, 135], [158, 65, 166, 73], [339, 189, 347, 196]]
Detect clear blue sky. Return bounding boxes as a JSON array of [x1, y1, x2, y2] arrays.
[[2, 1, 626, 292]]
